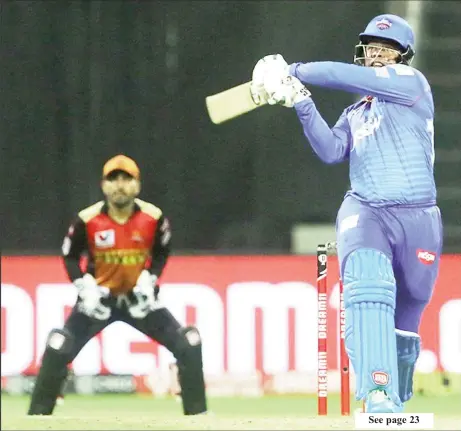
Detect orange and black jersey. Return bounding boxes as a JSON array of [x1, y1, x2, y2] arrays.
[[62, 198, 171, 295]]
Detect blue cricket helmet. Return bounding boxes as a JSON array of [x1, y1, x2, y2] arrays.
[[356, 14, 415, 65]]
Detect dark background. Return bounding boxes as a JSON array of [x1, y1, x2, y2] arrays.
[[2, 1, 460, 253]]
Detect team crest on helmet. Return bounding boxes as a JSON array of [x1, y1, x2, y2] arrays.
[[376, 18, 392, 30]]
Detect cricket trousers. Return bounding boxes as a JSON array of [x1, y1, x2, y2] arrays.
[[336, 195, 443, 333]]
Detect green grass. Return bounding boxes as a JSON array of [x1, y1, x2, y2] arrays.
[[2, 393, 460, 430]]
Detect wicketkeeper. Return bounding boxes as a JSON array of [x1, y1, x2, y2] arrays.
[[28, 154, 207, 416]]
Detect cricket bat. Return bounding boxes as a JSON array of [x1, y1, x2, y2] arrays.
[[205, 81, 267, 125]]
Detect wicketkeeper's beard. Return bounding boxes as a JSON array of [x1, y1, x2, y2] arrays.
[[110, 195, 134, 209]]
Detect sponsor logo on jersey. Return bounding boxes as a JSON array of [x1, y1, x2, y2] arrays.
[[94, 249, 148, 265], [94, 229, 115, 248], [352, 115, 383, 148]]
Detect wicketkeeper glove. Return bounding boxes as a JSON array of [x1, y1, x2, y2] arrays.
[[74, 274, 111, 320], [250, 54, 289, 105], [265, 74, 312, 108], [128, 270, 161, 319]]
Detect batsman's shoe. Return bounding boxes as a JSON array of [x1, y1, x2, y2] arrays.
[[365, 389, 403, 413]]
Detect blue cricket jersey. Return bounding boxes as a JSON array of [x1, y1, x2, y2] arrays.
[[289, 61, 436, 207]]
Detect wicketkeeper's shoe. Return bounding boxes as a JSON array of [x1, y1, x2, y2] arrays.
[[365, 389, 403, 413], [195, 410, 213, 416]]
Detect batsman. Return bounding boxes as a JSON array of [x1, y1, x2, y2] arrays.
[[251, 14, 443, 413], [28, 155, 208, 416]]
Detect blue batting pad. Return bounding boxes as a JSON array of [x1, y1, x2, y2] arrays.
[[395, 329, 421, 402], [343, 248, 401, 406]]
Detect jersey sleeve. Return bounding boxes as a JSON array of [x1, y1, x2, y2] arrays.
[[62, 216, 87, 281], [294, 98, 351, 164], [148, 215, 171, 278], [289, 61, 425, 106]]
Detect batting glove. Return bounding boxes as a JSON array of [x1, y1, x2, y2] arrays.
[[74, 274, 111, 320], [266, 75, 311, 108], [128, 270, 161, 319], [250, 54, 289, 105]]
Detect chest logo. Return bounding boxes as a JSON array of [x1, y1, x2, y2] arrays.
[[94, 229, 115, 248], [352, 114, 383, 150], [131, 230, 144, 243]]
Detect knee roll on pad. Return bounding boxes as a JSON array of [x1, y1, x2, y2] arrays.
[[46, 328, 74, 355], [174, 326, 202, 360], [396, 329, 421, 402], [343, 248, 396, 308], [343, 248, 401, 406], [180, 326, 202, 347], [175, 326, 207, 415]]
